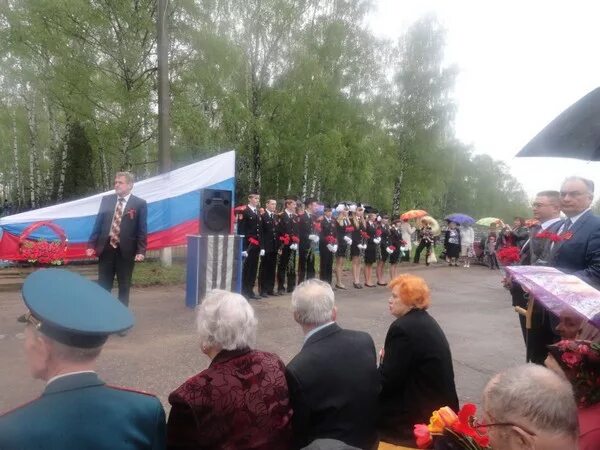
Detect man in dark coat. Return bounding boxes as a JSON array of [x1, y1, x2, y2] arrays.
[[508, 190, 562, 364], [87, 172, 147, 306], [0, 269, 165, 450], [286, 280, 380, 450], [550, 176, 600, 288], [258, 198, 279, 297], [238, 193, 262, 299], [318, 206, 337, 284], [276, 198, 299, 294]]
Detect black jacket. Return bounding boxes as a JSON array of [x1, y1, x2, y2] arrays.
[[286, 323, 380, 450], [88, 194, 147, 260], [260, 211, 278, 253], [378, 309, 458, 446], [238, 206, 261, 251], [298, 212, 314, 250]]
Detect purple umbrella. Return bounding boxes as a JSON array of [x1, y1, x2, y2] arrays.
[[445, 213, 475, 225], [505, 266, 600, 327]]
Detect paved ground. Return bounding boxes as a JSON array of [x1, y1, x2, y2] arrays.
[[0, 264, 524, 413]]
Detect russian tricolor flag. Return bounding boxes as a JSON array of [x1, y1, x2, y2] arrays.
[[0, 151, 235, 261]]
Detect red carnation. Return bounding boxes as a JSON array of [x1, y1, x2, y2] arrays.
[[325, 235, 337, 245], [497, 246, 521, 265], [537, 231, 562, 242], [279, 234, 291, 246], [345, 226, 354, 233], [291, 235, 300, 244], [313, 222, 322, 233], [248, 237, 260, 247], [375, 228, 382, 237], [360, 230, 370, 240]]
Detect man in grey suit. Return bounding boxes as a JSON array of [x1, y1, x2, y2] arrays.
[[87, 172, 147, 306], [286, 280, 380, 450]]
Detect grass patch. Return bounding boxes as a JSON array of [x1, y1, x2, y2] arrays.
[[132, 260, 186, 287]]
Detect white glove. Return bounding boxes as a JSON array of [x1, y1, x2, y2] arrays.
[[260, 249, 265, 256], [344, 236, 352, 245], [290, 243, 298, 251], [386, 246, 394, 254], [326, 244, 335, 252], [331, 244, 338, 253], [358, 243, 367, 250], [373, 237, 381, 245], [309, 234, 319, 243], [241, 251, 248, 258]]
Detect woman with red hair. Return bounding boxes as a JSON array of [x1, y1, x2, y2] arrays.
[[378, 274, 459, 447]]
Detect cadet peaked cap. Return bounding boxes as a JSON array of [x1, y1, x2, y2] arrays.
[[19, 269, 134, 348]]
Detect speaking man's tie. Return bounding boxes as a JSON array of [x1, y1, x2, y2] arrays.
[[110, 198, 125, 248]]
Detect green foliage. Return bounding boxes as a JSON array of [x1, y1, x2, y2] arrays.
[[0, 1, 530, 220]]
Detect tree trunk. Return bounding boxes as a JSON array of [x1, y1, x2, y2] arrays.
[[12, 113, 23, 208], [25, 92, 39, 208], [392, 173, 403, 218], [301, 153, 309, 199]]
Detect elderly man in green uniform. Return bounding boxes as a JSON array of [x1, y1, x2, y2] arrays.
[[0, 269, 166, 450]]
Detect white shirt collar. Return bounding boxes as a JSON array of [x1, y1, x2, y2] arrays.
[[303, 321, 335, 343], [46, 370, 97, 386], [565, 208, 590, 225], [540, 217, 561, 230]]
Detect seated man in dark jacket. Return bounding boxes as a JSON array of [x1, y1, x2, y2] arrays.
[[286, 279, 380, 450]]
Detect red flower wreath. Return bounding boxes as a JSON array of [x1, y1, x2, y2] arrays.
[[19, 221, 68, 265]]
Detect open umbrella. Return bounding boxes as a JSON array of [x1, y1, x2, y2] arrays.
[[476, 217, 502, 227], [445, 213, 475, 225], [400, 209, 428, 220], [516, 87, 600, 161]]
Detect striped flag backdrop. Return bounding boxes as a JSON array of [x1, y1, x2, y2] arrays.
[[186, 234, 244, 308]]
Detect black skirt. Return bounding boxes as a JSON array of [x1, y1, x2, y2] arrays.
[[364, 243, 377, 264], [446, 243, 460, 258]]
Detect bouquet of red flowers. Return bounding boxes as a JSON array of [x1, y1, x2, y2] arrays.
[[248, 237, 260, 247], [375, 228, 382, 237], [279, 234, 291, 246], [325, 235, 337, 245], [360, 230, 370, 240], [496, 246, 520, 265], [414, 404, 490, 449], [345, 226, 354, 233], [536, 230, 562, 242]]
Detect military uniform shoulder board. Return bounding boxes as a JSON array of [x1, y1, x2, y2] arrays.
[[106, 385, 159, 398]]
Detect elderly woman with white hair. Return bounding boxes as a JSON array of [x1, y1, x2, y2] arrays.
[[166, 290, 292, 450]]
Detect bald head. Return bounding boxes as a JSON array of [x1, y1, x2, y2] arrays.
[[484, 364, 578, 450]]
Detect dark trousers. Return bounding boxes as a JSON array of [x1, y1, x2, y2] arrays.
[[413, 241, 431, 264], [242, 245, 260, 295], [258, 250, 277, 294], [98, 244, 135, 306], [277, 247, 296, 292], [511, 284, 558, 364], [489, 254, 500, 269], [298, 246, 315, 283], [319, 246, 334, 284]]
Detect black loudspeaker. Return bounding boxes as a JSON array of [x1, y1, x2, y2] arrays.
[[200, 189, 232, 235]]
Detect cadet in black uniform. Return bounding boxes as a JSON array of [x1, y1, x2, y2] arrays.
[[258, 199, 279, 297], [297, 198, 319, 283], [238, 193, 262, 299], [276, 198, 299, 294], [318, 206, 337, 284]]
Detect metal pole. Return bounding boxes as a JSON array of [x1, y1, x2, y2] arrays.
[[158, 0, 172, 266]]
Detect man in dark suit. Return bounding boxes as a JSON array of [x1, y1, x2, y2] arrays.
[[258, 198, 279, 297], [318, 206, 337, 284], [298, 198, 319, 283], [238, 193, 262, 299], [551, 176, 600, 288], [0, 269, 165, 450], [508, 190, 562, 363], [286, 279, 380, 450], [87, 172, 147, 307], [277, 198, 299, 294]]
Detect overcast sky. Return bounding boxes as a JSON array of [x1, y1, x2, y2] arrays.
[[368, 0, 600, 199]]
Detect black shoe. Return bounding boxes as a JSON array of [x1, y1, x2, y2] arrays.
[[365, 284, 376, 288], [335, 284, 347, 290], [260, 293, 270, 298], [277, 290, 285, 296], [377, 282, 387, 286], [246, 293, 260, 300], [266, 291, 277, 296], [353, 283, 363, 289]]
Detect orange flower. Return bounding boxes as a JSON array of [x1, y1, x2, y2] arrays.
[[428, 406, 458, 433]]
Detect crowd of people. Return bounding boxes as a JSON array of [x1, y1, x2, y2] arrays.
[[1, 175, 599, 450], [236, 195, 486, 301]]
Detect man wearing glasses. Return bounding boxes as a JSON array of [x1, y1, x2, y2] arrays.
[[482, 364, 578, 450], [550, 176, 600, 288]]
